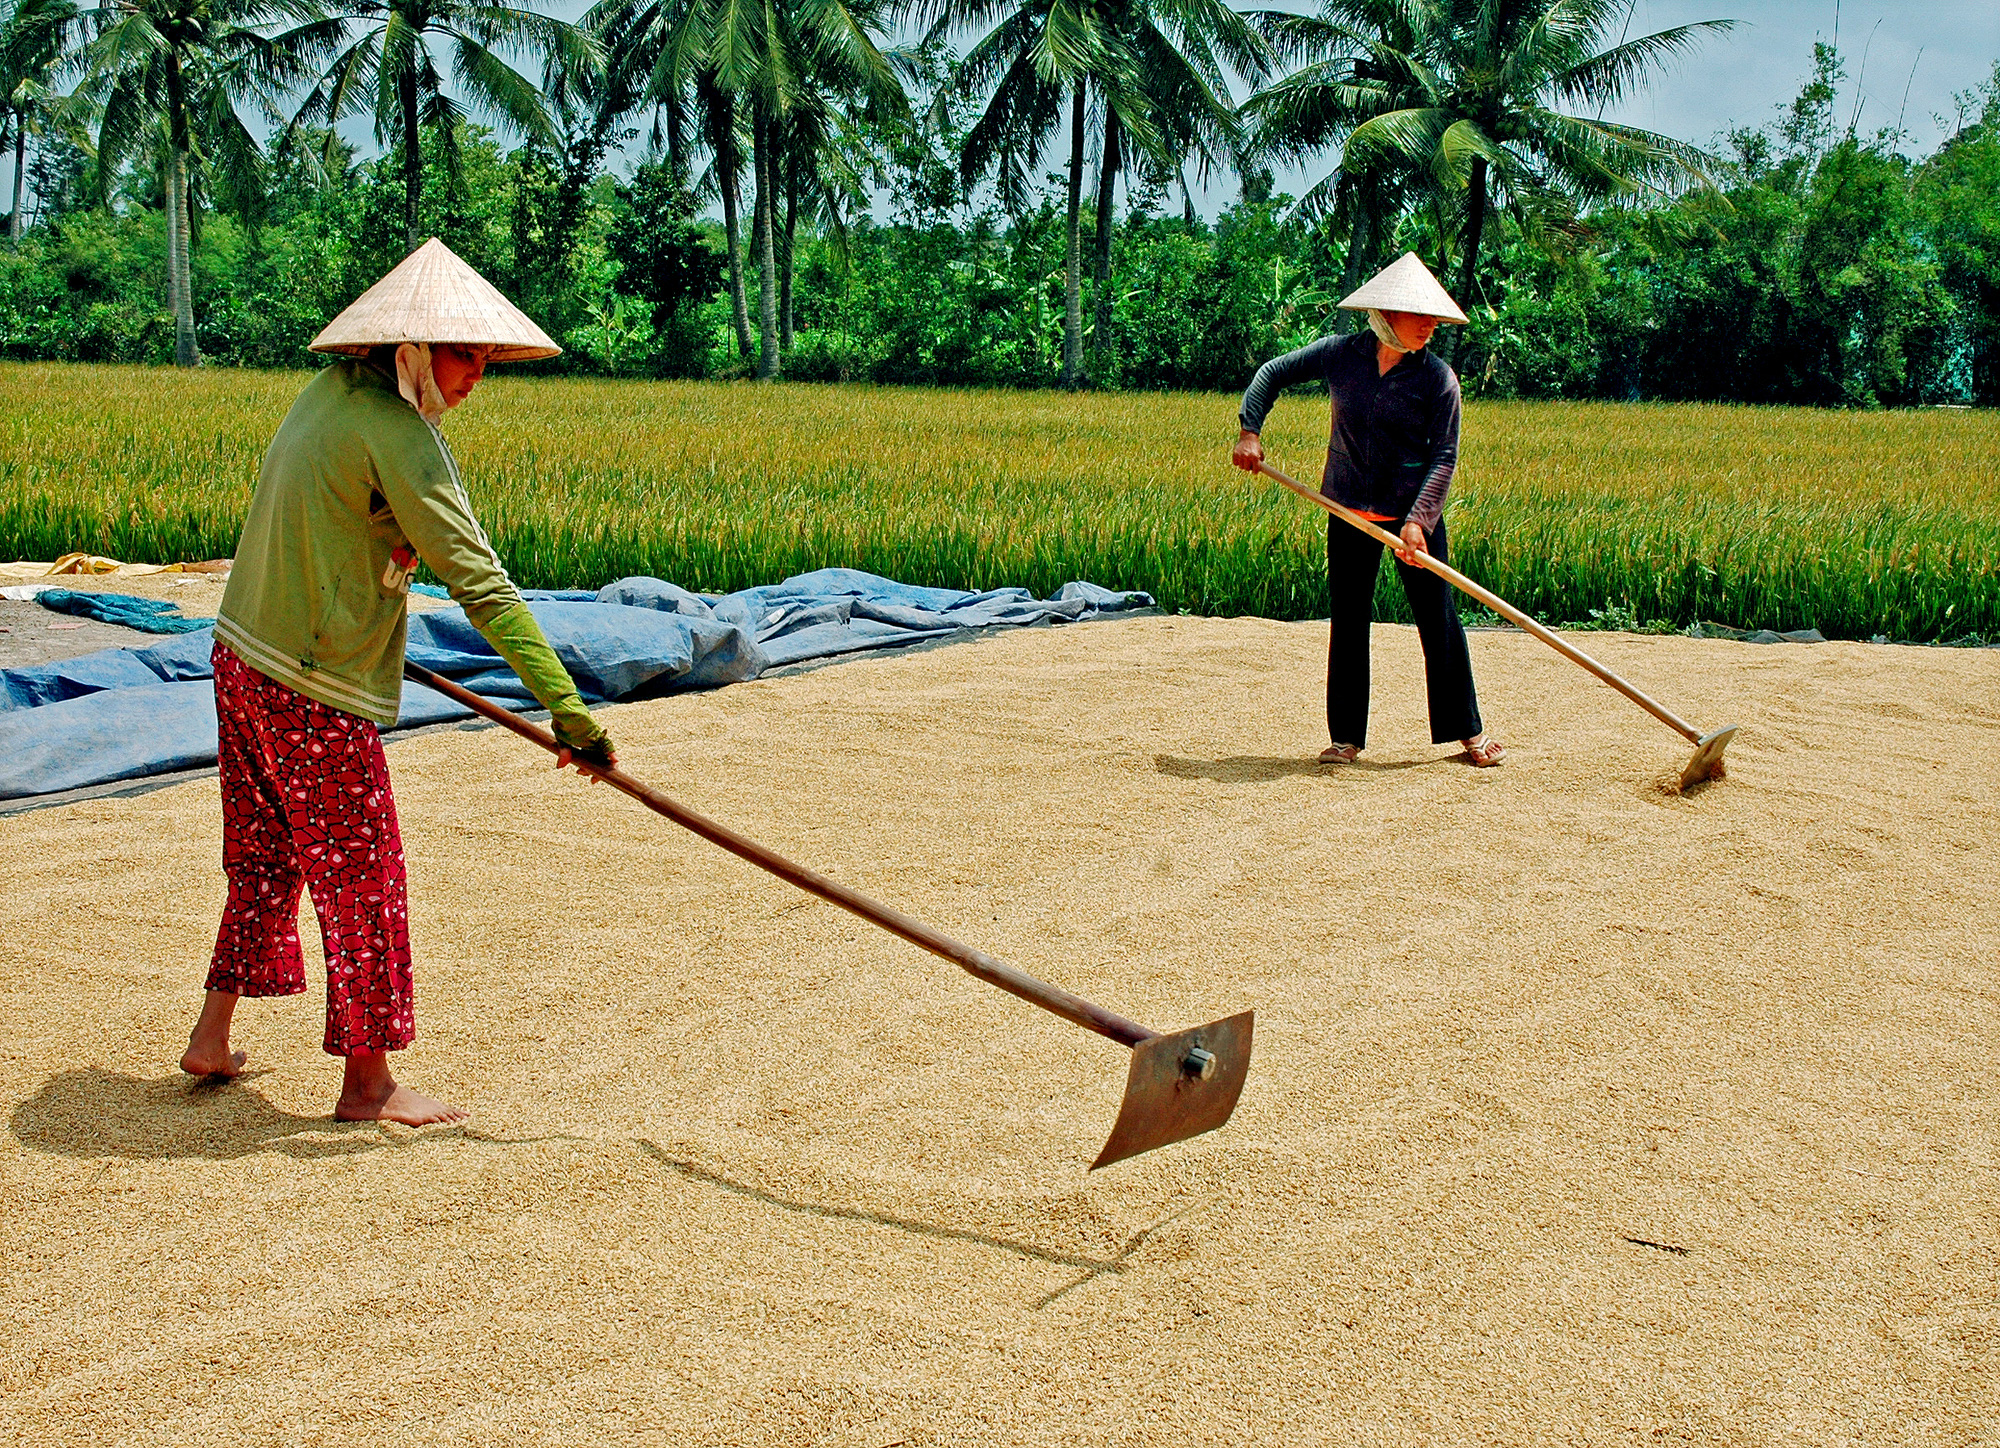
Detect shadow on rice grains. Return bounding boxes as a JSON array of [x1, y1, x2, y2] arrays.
[[1154, 753, 1437, 784], [12, 1067, 395, 1160], [639, 1142, 1118, 1271], [638, 1143, 1208, 1311], [11, 1069, 590, 1160]]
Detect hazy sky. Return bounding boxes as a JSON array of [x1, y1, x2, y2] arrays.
[[1232, 1, 2000, 213], [1593, 1, 1997, 148], [12, 2, 1994, 221], [486, 1, 2000, 195]]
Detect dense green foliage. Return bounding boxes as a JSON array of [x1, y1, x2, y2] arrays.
[[5, 363, 1995, 641], [2, 34, 1996, 405]]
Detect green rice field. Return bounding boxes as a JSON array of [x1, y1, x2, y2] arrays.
[[3, 361, 1996, 641]]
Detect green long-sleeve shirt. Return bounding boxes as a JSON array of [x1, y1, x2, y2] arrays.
[[216, 359, 596, 741]]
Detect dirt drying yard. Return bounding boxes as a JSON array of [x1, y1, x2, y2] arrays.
[[3, 618, 1997, 1445]]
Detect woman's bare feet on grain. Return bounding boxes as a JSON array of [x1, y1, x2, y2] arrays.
[[336, 1050, 468, 1126], [181, 990, 246, 1077]]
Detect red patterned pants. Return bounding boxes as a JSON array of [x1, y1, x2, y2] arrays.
[[206, 642, 415, 1055]]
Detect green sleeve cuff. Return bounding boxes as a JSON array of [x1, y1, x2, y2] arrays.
[[479, 601, 606, 749]]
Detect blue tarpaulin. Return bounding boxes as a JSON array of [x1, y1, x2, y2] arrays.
[[0, 570, 1151, 800], [33, 588, 217, 634]]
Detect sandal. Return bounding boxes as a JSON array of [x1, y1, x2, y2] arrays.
[[1318, 742, 1360, 764], [1463, 734, 1505, 767]]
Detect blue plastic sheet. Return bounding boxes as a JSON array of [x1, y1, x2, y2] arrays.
[[0, 569, 1150, 800], [34, 588, 216, 635]]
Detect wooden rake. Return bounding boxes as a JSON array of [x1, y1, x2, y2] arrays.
[[1255, 460, 1737, 790], [405, 660, 1253, 1170]]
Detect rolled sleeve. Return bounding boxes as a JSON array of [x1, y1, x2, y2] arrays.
[[1406, 372, 1463, 534]]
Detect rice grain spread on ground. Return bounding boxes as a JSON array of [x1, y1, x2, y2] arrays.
[[3, 618, 1996, 1445]]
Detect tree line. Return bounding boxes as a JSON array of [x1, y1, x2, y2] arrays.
[[1, 0, 1996, 405]]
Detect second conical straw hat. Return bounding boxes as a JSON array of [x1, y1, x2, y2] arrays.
[[1337, 251, 1469, 324], [311, 238, 561, 361]]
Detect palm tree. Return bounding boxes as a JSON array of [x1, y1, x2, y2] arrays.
[[1, 0, 79, 239], [703, 77, 757, 361], [772, 79, 871, 349], [1326, 0, 1733, 319], [289, 0, 596, 252], [1088, 0, 1265, 367], [716, 0, 902, 378], [588, 0, 760, 371], [700, 0, 784, 378], [586, 0, 752, 360], [921, 0, 1147, 387], [1240, 0, 1431, 325], [926, 0, 1259, 386], [595, 0, 900, 378], [78, 0, 332, 364]]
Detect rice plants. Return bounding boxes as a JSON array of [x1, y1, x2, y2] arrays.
[[2, 362, 1995, 640]]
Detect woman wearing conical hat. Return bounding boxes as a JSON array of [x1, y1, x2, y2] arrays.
[[180, 239, 616, 1125], [1232, 252, 1503, 768]]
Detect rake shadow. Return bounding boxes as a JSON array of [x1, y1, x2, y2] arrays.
[[638, 1142, 1194, 1306]]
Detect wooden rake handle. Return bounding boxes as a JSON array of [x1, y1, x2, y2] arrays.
[[1253, 460, 1703, 745], [402, 660, 1158, 1049]]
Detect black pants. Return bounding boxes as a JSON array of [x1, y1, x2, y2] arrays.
[[1326, 514, 1483, 749]]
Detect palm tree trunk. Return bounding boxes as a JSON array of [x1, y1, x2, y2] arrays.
[[780, 157, 796, 352], [1334, 187, 1373, 334], [401, 66, 422, 252], [752, 105, 779, 381], [665, 103, 685, 185], [717, 112, 754, 362], [11, 115, 26, 241], [1061, 80, 1086, 389], [167, 145, 198, 366], [1449, 155, 1488, 365], [162, 158, 181, 324], [1090, 107, 1119, 366], [1180, 166, 1196, 227], [164, 57, 198, 368]]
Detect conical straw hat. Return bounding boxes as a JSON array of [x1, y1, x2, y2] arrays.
[[1337, 251, 1469, 324], [310, 238, 561, 361]]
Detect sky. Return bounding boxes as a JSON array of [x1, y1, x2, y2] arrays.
[[1592, 1, 1998, 149], [1225, 0, 2000, 214], [8, 2, 1997, 224]]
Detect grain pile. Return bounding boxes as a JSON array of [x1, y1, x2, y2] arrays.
[[3, 619, 1996, 1445]]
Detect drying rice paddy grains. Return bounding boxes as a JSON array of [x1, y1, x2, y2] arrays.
[[4, 620, 1998, 1442]]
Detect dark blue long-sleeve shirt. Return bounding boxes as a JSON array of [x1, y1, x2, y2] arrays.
[[1238, 332, 1462, 534]]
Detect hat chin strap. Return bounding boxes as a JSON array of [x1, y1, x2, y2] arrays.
[[395, 342, 448, 425], [1367, 309, 1415, 353]]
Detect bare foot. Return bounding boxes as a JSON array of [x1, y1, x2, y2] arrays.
[[182, 989, 245, 1077], [335, 1051, 468, 1125], [180, 1037, 247, 1078], [335, 1080, 468, 1126]]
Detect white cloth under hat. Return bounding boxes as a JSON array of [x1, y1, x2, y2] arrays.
[[1366, 310, 1412, 352], [311, 237, 561, 361], [394, 342, 448, 424], [1338, 252, 1469, 325]]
